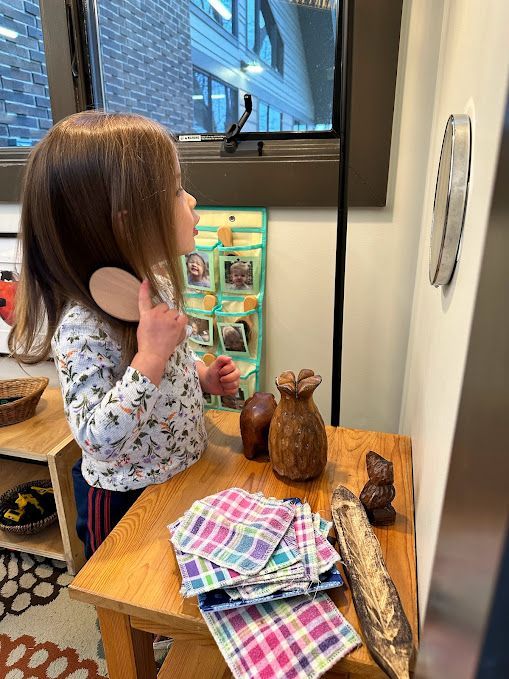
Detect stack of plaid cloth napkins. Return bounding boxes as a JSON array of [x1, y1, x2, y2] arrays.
[[168, 487, 361, 679]]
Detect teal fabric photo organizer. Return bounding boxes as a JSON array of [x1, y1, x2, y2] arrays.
[[182, 207, 267, 412]]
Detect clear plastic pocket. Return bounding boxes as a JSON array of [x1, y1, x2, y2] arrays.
[[219, 245, 262, 296], [185, 293, 218, 350], [216, 299, 259, 360], [182, 234, 219, 293]]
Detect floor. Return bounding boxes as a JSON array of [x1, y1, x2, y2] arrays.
[[1, 356, 59, 386]]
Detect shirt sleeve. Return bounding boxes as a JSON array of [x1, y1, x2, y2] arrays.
[[52, 312, 161, 462], [191, 348, 204, 364]]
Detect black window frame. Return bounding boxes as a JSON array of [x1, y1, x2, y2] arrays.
[[0, 0, 403, 208]]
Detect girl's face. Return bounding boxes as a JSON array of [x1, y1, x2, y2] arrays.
[[187, 254, 205, 279], [174, 165, 200, 255]]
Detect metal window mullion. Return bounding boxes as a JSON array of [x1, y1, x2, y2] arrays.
[[233, 0, 238, 38], [81, 0, 106, 109], [39, 0, 82, 122], [255, 0, 261, 55], [207, 73, 214, 132]]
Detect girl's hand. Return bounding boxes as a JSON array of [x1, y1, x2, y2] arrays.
[[131, 280, 188, 386], [201, 356, 240, 396]]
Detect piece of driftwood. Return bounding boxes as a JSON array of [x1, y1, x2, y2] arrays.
[[268, 369, 327, 480], [240, 392, 277, 459], [360, 451, 396, 526], [331, 485, 414, 679]]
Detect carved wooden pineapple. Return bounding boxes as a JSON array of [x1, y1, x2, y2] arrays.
[[268, 369, 327, 480]]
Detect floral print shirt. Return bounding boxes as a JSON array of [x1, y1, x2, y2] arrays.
[[51, 303, 207, 491]]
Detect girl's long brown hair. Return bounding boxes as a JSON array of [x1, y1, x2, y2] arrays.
[[9, 111, 185, 366]]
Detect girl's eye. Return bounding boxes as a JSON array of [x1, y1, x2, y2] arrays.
[[177, 186, 184, 196]]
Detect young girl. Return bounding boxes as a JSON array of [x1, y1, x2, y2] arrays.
[[185, 252, 210, 288], [9, 111, 240, 559]]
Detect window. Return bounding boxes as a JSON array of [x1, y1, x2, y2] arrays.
[[91, 0, 335, 135], [0, 1, 404, 208], [193, 68, 238, 133], [259, 101, 282, 132], [247, 0, 283, 74], [0, 1, 52, 148], [191, 0, 235, 34]]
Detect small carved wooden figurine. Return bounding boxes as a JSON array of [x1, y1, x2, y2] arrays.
[[359, 451, 396, 525], [240, 392, 277, 459], [268, 369, 327, 481]]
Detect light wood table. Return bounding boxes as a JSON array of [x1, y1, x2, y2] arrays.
[[69, 410, 418, 678], [0, 388, 84, 574]]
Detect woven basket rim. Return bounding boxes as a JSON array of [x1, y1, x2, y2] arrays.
[[0, 376, 49, 405], [0, 478, 57, 534]]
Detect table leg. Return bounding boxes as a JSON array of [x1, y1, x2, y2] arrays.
[[97, 607, 156, 679], [48, 439, 85, 575]]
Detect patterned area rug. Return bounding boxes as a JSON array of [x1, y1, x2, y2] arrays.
[[0, 549, 108, 678]]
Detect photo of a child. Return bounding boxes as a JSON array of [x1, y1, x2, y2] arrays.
[[220, 323, 249, 354], [221, 388, 246, 411], [189, 316, 212, 346], [223, 258, 255, 293], [185, 251, 211, 289]]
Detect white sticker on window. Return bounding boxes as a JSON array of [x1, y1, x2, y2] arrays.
[[179, 134, 202, 142]]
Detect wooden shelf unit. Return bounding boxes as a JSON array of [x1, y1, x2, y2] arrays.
[[0, 389, 85, 574]]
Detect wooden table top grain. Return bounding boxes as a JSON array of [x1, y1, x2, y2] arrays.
[[69, 410, 418, 678]]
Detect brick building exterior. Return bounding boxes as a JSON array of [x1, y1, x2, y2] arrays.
[[0, 0, 193, 147], [0, 0, 51, 147]]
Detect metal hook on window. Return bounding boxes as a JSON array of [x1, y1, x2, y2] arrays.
[[222, 94, 254, 154]]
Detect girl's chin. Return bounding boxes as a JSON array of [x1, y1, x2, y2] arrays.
[[178, 238, 196, 256]]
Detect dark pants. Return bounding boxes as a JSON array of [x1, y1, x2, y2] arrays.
[[72, 459, 144, 560]]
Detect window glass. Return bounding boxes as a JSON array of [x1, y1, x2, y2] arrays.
[[95, 0, 338, 135], [191, 0, 234, 34], [268, 106, 282, 132], [193, 70, 210, 132], [259, 101, 268, 132], [193, 68, 237, 133], [0, 0, 52, 147], [247, 0, 256, 50]]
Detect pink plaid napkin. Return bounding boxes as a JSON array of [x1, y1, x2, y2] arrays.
[[171, 488, 295, 575], [202, 592, 361, 679], [293, 503, 319, 583]]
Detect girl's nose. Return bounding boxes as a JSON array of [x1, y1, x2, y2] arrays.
[[186, 191, 197, 209]]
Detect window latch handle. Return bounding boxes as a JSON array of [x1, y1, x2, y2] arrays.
[[222, 94, 253, 154]]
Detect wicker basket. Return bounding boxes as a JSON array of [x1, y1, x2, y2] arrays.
[[0, 377, 49, 427], [0, 479, 57, 535]]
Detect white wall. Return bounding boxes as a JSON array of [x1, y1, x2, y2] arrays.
[[264, 208, 337, 423], [340, 0, 446, 433], [400, 0, 509, 617]]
